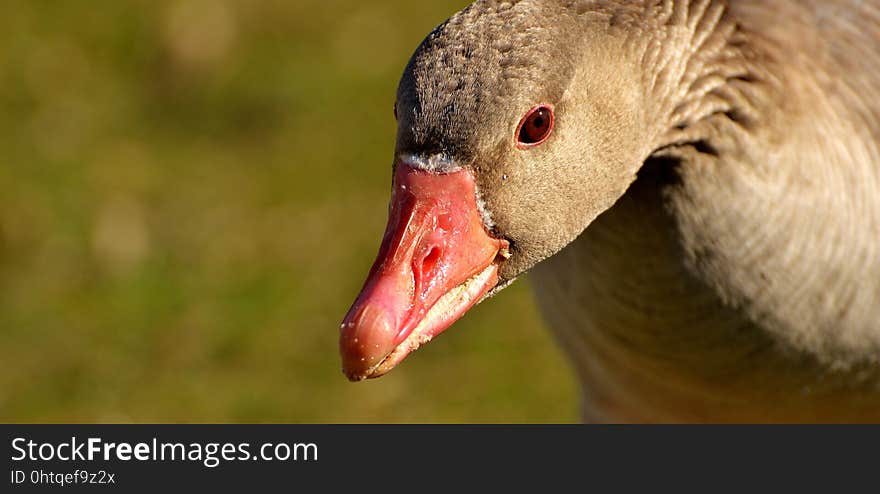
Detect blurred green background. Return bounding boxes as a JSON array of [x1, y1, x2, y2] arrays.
[[0, 0, 577, 422]]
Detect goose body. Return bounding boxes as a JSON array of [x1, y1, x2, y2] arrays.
[[340, 0, 880, 422]]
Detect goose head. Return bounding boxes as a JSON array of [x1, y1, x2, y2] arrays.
[[340, 1, 652, 381]]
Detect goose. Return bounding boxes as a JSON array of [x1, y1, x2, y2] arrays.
[[339, 0, 880, 422]]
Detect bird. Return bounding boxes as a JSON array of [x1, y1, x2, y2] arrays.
[[338, 0, 880, 422]]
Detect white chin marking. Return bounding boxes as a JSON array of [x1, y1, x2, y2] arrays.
[[401, 153, 461, 173], [368, 263, 497, 377], [474, 186, 495, 230]]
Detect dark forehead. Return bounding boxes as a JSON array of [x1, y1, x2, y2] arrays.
[[395, 0, 578, 160]]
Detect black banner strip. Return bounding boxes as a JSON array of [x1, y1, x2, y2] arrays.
[[2, 425, 877, 492]]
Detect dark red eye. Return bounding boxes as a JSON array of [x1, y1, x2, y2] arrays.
[[516, 105, 554, 147]]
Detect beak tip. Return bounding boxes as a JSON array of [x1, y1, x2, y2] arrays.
[[339, 303, 399, 382]]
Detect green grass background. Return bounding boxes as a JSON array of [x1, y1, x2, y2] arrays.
[[0, 0, 577, 422]]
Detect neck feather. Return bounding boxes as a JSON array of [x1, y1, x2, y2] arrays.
[[625, 0, 780, 155], [607, 0, 880, 368]]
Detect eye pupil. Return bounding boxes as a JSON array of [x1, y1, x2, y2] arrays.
[[517, 105, 554, 146]]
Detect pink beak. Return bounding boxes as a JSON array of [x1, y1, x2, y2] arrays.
[[340, 163, 509, 381]]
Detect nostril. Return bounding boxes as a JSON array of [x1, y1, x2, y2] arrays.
[[421, 246, 441, 276]]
